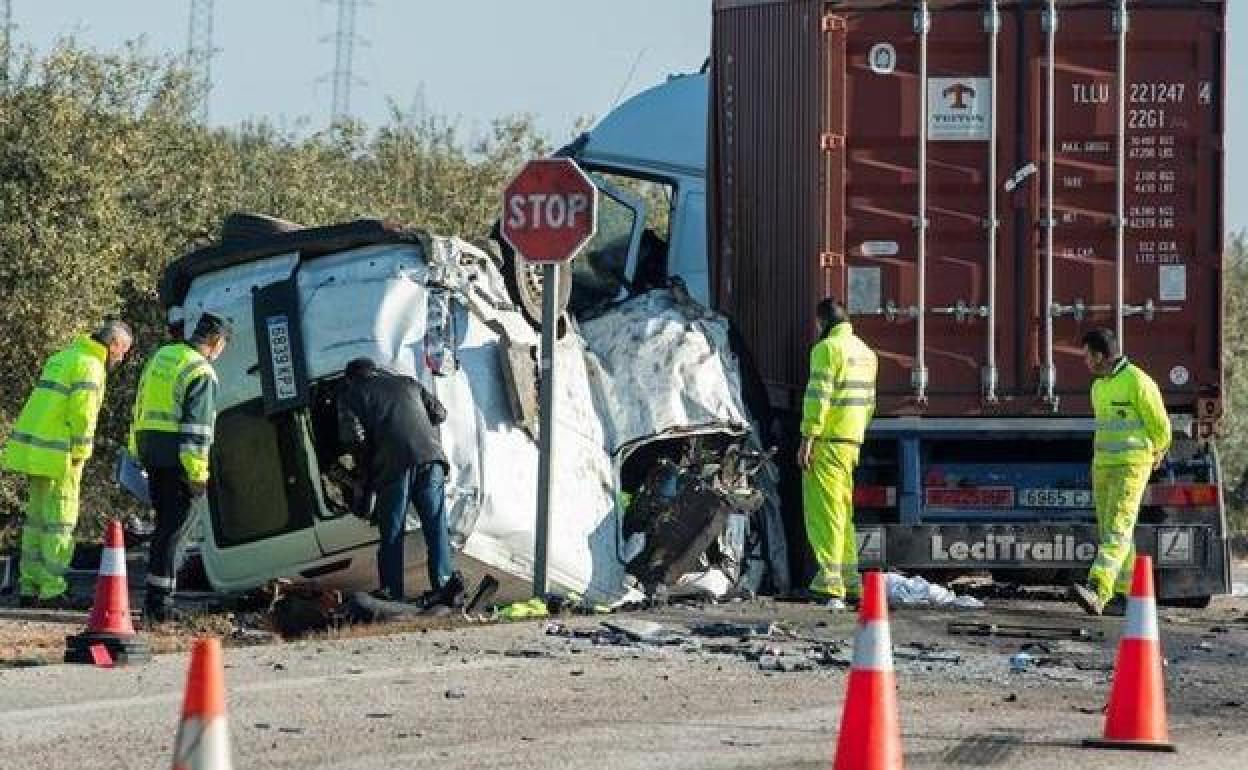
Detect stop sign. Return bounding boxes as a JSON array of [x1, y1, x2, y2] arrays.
[[500, 158, 598, 263]]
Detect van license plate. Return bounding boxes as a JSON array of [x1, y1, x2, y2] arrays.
[[1020, 489, 1092, 508]]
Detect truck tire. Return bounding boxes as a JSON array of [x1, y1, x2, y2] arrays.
[[492, 230, 571, 328]]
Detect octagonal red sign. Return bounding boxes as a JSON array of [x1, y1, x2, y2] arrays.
[[500, 158, 598, 263]]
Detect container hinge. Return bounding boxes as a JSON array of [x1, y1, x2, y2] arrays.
[[822, 14, 847, 33], [1042, 6, 1058, 34], [819, 252, 845, 269], [984, 7, 1002, 35], [820, 133, 846, 151], [913, 7, 931, 34], [1113, 7, 1130, 34]]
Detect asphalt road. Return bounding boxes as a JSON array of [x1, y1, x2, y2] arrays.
[[0, 576, 1245, 770]]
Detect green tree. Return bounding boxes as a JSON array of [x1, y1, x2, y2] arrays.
[[0, 41, 550, 540], [1218, 232, 1248, 533]]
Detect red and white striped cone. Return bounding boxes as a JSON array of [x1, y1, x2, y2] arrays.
[[1083, 554, 1176, 752], [833, 570, 904, 770], [64, 519, 151, 665], [172, 638, 232, 770]]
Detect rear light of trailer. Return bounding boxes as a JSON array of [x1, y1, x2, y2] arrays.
[[1144, 483, 1218, 507], [854, 486, 896, 507]]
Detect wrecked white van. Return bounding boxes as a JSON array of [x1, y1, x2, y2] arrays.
[[157, 215, 785, 605]]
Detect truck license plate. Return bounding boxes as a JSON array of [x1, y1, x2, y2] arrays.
[[1019, 489, 1092, 508], [925, 487, 1014, 508]]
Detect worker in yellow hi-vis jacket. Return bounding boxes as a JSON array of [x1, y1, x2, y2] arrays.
[[1070, 328, 1171, 617], [798, 298, 877, 611], [1, 322, 133, 608]]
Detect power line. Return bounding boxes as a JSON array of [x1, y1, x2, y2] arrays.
[[321, 0, 370, 125], [186, 0, 215, 122]]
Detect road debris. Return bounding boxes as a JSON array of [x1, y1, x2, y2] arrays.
[[884, 573, 984, 609], [601, 619, 669, 642], [688, 621, 778, 638], [948, 621, 1104, 641]]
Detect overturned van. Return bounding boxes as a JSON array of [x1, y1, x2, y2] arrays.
[[157, 214, 786, 605]]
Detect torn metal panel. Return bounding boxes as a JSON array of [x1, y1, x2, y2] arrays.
[[580, 288, 751, 452]]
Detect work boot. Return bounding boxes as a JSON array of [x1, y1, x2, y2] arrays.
[[368, 588, 398, 602], [1068, 583, 1104, 617], [143, 593, 185, 626], [143, 603, 186, 626], [1103, 596, 1127, 617], [37, 593, 82, 611], [17, 595, 38, 609], [414, 571, 466, 614], [824, 598, 849, 612]]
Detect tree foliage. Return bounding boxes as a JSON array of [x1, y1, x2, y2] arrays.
[[0, 42, 548, 539], [1218, 233, 1248, 533]]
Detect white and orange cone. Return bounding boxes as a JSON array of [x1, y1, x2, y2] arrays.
[[64, 519, 150, 665], [833, 570, 903, 770], [86, 519, 137, 636], [172, 638, 233, 770], [1083, 554, 1176, 753]]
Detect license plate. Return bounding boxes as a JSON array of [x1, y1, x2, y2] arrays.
[[266, 316, 298, 401], [1019, 488, 1092, 508], [925, 487, 1014, 508]]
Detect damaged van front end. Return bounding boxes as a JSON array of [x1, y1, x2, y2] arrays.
[[158, 215, 785, 605]]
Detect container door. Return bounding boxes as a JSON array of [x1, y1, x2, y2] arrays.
[[835, 7, 1020, 415], [1025, 5, 1223, 417]]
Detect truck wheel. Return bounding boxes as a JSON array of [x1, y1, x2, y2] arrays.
[[494, 233, 571, 328], [1159, 595, 1212, 609]]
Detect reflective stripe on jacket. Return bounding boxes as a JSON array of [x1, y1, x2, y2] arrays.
[[800, 322, 878, 443], [1, 336, 108, 478], [128, 343, 218, 483], [1091, 357, 1171, 467]]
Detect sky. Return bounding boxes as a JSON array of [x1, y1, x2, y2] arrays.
[[7, 0, 1246, 234]]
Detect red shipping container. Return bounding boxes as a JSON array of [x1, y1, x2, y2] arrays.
[[710, 0, 1225, 430]]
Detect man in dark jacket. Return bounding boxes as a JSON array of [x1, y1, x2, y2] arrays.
[[337, 357, 463, 610]]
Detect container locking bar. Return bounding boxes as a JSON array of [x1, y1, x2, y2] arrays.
[[912, 1, 932, 404]]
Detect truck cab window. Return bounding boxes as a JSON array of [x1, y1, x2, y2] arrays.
[[570, 179, 645, 316]]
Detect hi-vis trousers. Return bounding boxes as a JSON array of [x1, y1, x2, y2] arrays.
[[802, 440, 861, 600]]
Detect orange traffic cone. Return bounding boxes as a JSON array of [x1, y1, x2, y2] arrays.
[[833, 570, 903, 770], [65, 519, 151, 665], [172, 638, 232, 770], [1083, 555, 1176, 753]]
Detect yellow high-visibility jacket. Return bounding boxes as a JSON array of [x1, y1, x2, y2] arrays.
[[1091, 357, 1171, 467], [801, 323, 878, 443], [1, 336, 108, 478]]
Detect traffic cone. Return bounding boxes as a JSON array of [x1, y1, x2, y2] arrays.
[[833, 570, 903, 770], [1083, 555, 1176, 753], [64, 519, 151, 665], [172, 638, 232, 770]]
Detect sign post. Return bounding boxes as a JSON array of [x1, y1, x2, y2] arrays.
[[500, 158, 598, 598]]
